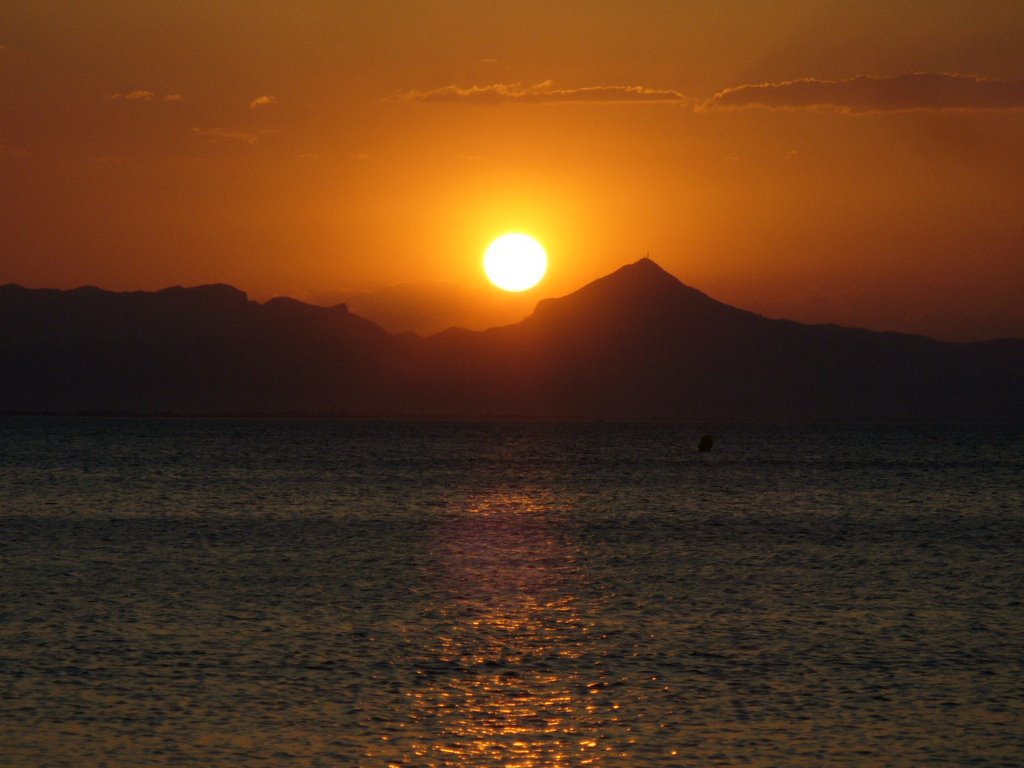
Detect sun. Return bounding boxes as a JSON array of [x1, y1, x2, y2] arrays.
[[483, 234, 547, 292]]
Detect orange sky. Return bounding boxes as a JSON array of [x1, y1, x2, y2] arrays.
[[2, 1, 1023, 340]]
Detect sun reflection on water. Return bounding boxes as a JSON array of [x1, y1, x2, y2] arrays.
[[367, 490, 631, 766]]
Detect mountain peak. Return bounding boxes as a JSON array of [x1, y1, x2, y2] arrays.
[[627, 255, 667, 272], [529, 257, 727, 326], [607, 256, 689, 287], [579, 257, 708, 299]]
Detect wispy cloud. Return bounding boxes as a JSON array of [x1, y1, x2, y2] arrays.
[[700, 73, 1024, 113], [191, 127, 272, 145], [108, 89, 155, 101], [395, 80, 689, 105], [249, 95, 276, 109], [107, 89, 182, 103], [398, 73, 1024, 112]]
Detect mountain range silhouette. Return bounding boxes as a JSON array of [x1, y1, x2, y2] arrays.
[[2, 259, 1022, 420]]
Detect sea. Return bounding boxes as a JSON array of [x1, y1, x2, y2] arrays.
[[1, 417, 1022, 767]]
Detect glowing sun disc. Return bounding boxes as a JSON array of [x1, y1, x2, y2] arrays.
[[483, 234, 547, 292]]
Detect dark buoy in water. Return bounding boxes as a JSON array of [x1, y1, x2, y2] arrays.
[[698, 434, 713, 452]]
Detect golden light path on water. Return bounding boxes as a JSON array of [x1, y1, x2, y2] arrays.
[[363, 490, 660, 766], [6, 422, 1023, 766]]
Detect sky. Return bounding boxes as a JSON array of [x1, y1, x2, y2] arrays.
[[2, 0, 1023, 341]]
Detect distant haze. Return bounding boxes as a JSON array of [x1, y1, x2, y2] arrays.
[[319, 281, 540, 337]]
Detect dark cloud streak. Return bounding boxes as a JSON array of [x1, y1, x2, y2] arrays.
[[701, 73, 1024, 113], [395, 80, 689, 105]]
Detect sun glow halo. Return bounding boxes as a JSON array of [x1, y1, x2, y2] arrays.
[[483, 234, 547, 292]]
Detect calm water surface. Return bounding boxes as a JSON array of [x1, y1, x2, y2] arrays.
[[1, 417, 1022, 766]]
